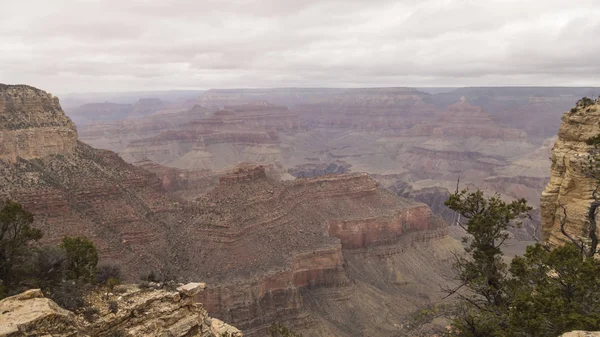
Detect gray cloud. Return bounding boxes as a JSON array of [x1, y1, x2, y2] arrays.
[[1, 0, 599, 93]]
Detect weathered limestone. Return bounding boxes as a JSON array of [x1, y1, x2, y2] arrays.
[[0, 289, 81, 337], [561, 332, 600, 337], [541, 100, 600, 246], [0, 84, 78, 162], [0, 284, 242, 337], [177, 282, 207, 297]]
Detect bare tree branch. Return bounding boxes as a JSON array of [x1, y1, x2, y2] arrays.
[[559, 204, 587, 255], [587, 200, 599, 257]]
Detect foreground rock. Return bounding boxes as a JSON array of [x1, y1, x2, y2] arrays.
[[541, 98, 600, 246], [0, 285, 241, 337], [561, 332, 600, 337], [0, 289, 81, 337]]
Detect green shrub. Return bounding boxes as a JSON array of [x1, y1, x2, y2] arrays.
[[0, 199, 43, 294], [61, 237, 98, 282]]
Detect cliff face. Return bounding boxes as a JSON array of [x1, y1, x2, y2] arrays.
[[541, 99, 600, 246], [0, 85, 180, 277], [0, 84, 77, 162], [182, 167, 456, 336], [116, 103, 295, 170]]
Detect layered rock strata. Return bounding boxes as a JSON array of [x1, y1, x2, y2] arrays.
[[0, 285, 241, 337], [0, 84, 460, 336], [541, 99, 600, 246], [181, 166, 455, 336], [0, 84, 77, 162], [117, 103, 296, 170]]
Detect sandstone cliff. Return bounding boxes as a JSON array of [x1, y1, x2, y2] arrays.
[[0, 84, 77, 162], [0, 285, 241, 337], [0, 85, 184, 277], [541, 98, 600, 246]]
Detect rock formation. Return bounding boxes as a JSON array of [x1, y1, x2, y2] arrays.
[[0, 84, 461, 336], [0, 289, 82, 336], [71, 88, 595, 238], [0, 84, 186, 276], [0, 285, 241, 337], [561, 332, 600, 337], [134, 159, 217, 199], [541, 98, 600, 246], [115, 103, 296, 170], [0, 84, 78, 162], [179, 166, 459, 336]]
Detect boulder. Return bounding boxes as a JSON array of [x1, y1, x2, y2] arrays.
[[177, 282, 206, 297], [0, 289, 82, 337], [561, 332, 600, 337], [210, 318, 243, 337]]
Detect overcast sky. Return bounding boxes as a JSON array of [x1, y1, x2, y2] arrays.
[[1, 0, 599, 93]]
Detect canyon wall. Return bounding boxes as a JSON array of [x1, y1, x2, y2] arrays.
[[541, 98, 600, 246], [180, 167, 454, 336], [0, 84, 77, 162], [68, 88, 600, 238], [0, 84, 460, 336]]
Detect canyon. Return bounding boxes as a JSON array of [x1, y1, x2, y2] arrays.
[[3, 83, 600, 336], [70, 87, 600, 239], [0, 84, 461, 336]]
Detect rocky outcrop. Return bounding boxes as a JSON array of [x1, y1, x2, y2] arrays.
[[561, 332, 600, 337], [0, 85, 185, 277], [0, 84, 78, 162], [0, 289, 81, 337], [134, 159, 217, 200], [179, 167, 456, 336], [541, 99, 600, 246], [0, 285, 241, 337]]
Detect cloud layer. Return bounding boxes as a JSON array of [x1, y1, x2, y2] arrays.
[[1, 0, 599, 93]]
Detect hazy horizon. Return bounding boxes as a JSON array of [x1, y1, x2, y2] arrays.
[[50, 85, 600, 97]]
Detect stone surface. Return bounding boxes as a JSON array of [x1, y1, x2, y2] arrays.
[[0, 286, 242, 337], [177, 282, 207, 297], [541, 99, 600, 246], [0, 289, 81, 337], [210, 318, 243, 337], [0, 84, 77, 162], [561, 332, 600, 337]]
